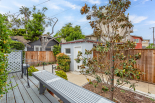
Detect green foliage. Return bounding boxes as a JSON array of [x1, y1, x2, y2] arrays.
[[9, 40, 25, 63], [53, 44, 61, 56], [42, 62, 47, 65], [55, 70, 68, 80], [146, 43, 155, 49], [102, 86, 109, 92], [10, 29, 26, 36], [54, 23, 85, 42], [149, 98, 155, 102], [25, 6, 48, 42], [0, 13, 13, 98], [120, 90, 125, 93], [28, 66, 39, 76], [56, 53, 70, 72]]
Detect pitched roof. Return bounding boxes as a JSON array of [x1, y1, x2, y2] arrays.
[[39, 34, 60, 44], [85, 33, 97, 37], [10, 36, 31, 47], [130, 35, 143, 41]]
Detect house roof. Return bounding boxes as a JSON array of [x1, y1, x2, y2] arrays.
[[130, 35, 143, 41], [10, 36, 31, 47], [60, 39, 102, 44], [143, 39, 150, 41], [39, 34, 60, 44], [85, 33, 97, 37]]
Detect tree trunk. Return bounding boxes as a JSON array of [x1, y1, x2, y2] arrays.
[[109, 45, 114, 101]]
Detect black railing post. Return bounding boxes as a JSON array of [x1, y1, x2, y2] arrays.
[[43, 62, 44, 70], [26, 62, 30, 88], [21, 58, 23, 78], [52, 64, 53, 73]]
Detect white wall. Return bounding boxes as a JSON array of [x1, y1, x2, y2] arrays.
[[61, 42, 94, 71]]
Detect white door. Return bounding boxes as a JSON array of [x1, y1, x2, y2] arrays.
[[74, 46, 82, 71]]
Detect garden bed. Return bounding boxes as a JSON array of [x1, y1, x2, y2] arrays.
[[83, 80, 155, 103]]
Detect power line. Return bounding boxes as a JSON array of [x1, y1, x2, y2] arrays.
[[50, 0, 89, 17], [12, 0, 50, 15]]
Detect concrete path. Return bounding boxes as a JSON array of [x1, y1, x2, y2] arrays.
[[35, 65, 155, 98]]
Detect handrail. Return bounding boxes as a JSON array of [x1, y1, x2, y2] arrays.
[[21, 58, 46, 88]]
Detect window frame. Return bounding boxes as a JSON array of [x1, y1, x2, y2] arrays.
[[65, 48, 71, 55], [134, 39, 139, 43]]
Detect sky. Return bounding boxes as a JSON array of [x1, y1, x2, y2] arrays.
[[0, 0, 155, 43]]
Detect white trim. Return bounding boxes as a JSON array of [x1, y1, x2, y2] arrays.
[[51, 46, 53, 51], [74, 46, 82, 71], [34, 45, 42, 51]]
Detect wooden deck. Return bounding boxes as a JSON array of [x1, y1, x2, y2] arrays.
[[0, 72, 59, 103]]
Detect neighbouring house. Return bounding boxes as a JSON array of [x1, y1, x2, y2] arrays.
[[98, 21, 133, 42], [60, 39, 101, 71], [142, 39, 150, 49], [10, 36, 31, 51], [130, 35, 143, 49], [85, 34, 100, 41], [86, 27, 133, 42], [11, 34, 59, 51]]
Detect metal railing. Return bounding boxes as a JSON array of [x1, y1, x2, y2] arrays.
[[21, 58, 56, 88]]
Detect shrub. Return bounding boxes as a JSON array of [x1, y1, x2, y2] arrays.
[[28, 66, 39, 76], [53, 44, 61, 56], [56, 53, 70, 72], [41, 62, 47, 65], [9, 40, 25, 63], [55, 70, 68, 80], [37, 63, 40, 66]]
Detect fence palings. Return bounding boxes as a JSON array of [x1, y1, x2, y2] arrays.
[[93, 49, 155, 84], [25, 51, 56, 66]]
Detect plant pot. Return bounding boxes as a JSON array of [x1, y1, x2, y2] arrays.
[[47, 89, 54, 97]]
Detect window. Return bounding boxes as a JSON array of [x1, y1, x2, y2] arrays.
[[34, 46, 42, 51], [134, 39, 139, 43], [51, 46, 53, 51], [35, 47, 39, 51], [65, 48, 71, 54]]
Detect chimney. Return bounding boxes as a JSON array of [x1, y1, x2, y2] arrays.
[[61, 38, 66, 43]]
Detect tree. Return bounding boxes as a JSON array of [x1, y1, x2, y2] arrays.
[[25, 6, 48, 41], [75, 0, 143, 101], [145, 43, 155, 49], [54, 23, 85, 42], [10, 28, 26, 36]]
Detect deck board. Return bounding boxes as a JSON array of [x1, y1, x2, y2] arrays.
[[12, 73, 33, 103], [16, 72, 42, 103], [27, 75, 59, 103], [0, 72, 58, 103], [23, 75, 53, 103], [6, 73, 15, 103], [9, 73, 24, 103]]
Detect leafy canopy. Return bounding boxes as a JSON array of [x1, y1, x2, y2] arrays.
[[145, 43, 155, 49], [54, 23, 85, 42], [25, 6, 48, 41]]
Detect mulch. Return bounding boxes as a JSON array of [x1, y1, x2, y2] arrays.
[[83, 80, 155, 103]]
